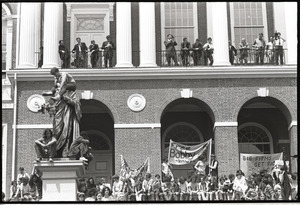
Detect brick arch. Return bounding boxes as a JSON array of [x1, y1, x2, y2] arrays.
[[232, 93, 295, 124], [81, 98, 119, 123], [156, 95, 219, 122]]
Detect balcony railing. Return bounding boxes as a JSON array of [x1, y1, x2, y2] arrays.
[[34, 48, 287, 69]]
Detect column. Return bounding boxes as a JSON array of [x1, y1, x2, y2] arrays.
[[17, 3, 41, 68], [42, 3, 63, 68], [115, 2, 133, 67], [289, 125, 297, 173], [210, 2, 231, 66], [34, 4, 41, 67], [139, 3, 157, 67], [284, 2, 297, 65], [214, 124, 239, 176]]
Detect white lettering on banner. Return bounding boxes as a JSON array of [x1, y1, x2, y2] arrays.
[[240, 153, 283, 177], [168, 139, 212, 165]]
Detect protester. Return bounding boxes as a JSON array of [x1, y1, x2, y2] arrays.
[[101, 187, 113, 201], [233, 170, 248, 200], [17, 167, 30, 185], [112, 175, 123, 200], [34, 128, 57, 162], [77, 192, 85, 201]]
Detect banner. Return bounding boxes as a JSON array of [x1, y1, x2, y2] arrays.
[[119, 155, 150, 181], [168, 139, 212, 165], [240, 153, 283, 176]]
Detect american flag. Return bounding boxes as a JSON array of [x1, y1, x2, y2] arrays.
[[120, 155, 132, 178]]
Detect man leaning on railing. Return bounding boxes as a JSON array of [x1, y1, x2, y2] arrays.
[[252, 33, 266, 65]]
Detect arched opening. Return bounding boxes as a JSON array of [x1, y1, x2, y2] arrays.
[[237, 97, 291, 160], [79, 99, 114, 183], [161, 98, 215, 179]]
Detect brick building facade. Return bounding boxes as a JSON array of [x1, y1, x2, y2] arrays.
[[2, 2, 297, 198]]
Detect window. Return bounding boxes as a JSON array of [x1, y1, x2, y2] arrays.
[[230, 2, 268, 47], [161, 2, 198, 49], [238, 123, 273, 154]]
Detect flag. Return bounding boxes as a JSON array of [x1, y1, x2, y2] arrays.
[[133, 157, 150, 182], [119, 155, 132, 179]]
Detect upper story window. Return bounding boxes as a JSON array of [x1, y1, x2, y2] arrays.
[[2, 8, 7, 70], [161, 2, 198, 49], [230, 2, 268, 47]]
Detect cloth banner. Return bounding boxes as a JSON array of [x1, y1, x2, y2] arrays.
[[119, 155, 150, 181], [240, 153, 283, 177], [168, 139, 212, 165]]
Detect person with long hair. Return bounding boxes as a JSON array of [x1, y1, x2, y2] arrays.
[[34, 129, 57, 162], [101, 187, 113, 201]]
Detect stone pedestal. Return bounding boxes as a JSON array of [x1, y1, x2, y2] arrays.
[[34, 160, 85, 201]]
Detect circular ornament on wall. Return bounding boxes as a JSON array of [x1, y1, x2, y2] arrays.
[[27, 94, 46, 112], [127, 94, 146, 112]]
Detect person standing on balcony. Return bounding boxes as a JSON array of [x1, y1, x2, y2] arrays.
[[101, 35, 115, 68], [252, 33, 266, 65], [180, 37, 191, 66], [228, 41, 237, 65], [72, 37, 88, 68], [203, 37, 214, 66], [164, 34, 179, 66], [239, 38, 249, 65], [266, 37, 275, 64], [89, 40, 99, 68], [274, 32, 285, 65], [58, 40, 70, 68], [192, 39, 203, 66]]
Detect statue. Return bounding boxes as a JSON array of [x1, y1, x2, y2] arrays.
[[40, 67, 82, 158]]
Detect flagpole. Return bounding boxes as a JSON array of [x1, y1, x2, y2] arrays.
[[168, 139, 172, 164], [208, 138, 212, 175]]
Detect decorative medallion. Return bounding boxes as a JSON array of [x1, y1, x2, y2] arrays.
[[27, 94, 46, 112], [127, 94, 146, 112]]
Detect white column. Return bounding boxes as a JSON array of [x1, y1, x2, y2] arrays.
[[17, 3, 41, 68], [284, 2, 297, 65], [115, 2, 133, 67], [210, 2, 231, 66], [42, 3, 63, 68], [34, 4, 41, 68], [139, 3, 157, 67]]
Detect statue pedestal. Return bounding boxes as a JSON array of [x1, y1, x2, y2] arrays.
[[34, 159, 85, 201]]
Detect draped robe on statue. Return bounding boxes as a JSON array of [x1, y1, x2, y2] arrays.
[[53, 90, 82, 157]]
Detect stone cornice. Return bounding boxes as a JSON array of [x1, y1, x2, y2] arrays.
[[5, 66, 297, 81]]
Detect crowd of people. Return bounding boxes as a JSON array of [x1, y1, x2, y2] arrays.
[[38, 31, 285, 69], [4, 158, 297, 202], [163, 31, 286, 67], [5, 167, 42, 201], [74, 168, 297, 201]]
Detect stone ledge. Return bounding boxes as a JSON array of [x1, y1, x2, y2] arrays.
[[5, 65, 297, 81]]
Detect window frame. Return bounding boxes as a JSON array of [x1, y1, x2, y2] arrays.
[[229, 2, 269, 48], [160, 2, 198, 50], [238, 122, 274, 154]]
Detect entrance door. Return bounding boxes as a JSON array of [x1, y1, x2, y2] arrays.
[[82, 130, 113, 184], [71, 12, 110, 68]]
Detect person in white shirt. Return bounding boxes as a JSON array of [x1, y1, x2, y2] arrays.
[[142, 173, 154, 201], [274, 32, 285, 65], [203, 37, 214, 66], [266, 36, 274, 64], [17, 167, 30, 185], [233, 170, 248, 200], [112, 175, 124, 200]]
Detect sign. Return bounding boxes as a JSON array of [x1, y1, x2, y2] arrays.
[[168, 139, 212, 165], [240, 153, 283, 176]]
